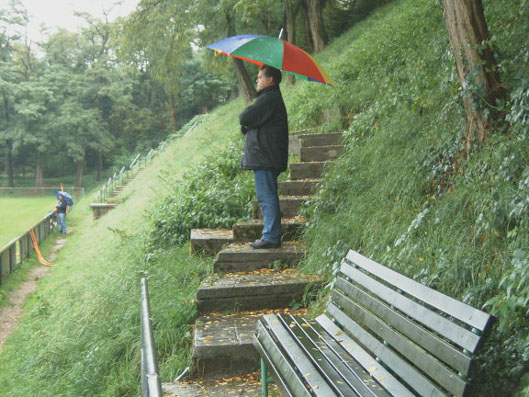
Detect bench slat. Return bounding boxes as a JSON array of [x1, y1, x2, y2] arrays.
[[346, 250, 491, 332], [253, 334, 297, 397], [340, 262, 481, 353], [332, 287, 467, 397], [260, 314, 338, 396], [333, 278, 472, 375], [316, 314, 416, 397], [255, 319, 313, 397], [327, 304, 447, 397], [280, 314, 385, 396], [305, 318, 393, 397]]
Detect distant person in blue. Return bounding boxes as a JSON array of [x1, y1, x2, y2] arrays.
[[239, 64, 288, 249], [55, 194, 69, 234]]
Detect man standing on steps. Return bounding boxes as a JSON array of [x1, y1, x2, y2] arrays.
[[239, 64, 288, 249]]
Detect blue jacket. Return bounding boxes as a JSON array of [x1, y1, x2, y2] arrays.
[[239, 85, 288, 172]]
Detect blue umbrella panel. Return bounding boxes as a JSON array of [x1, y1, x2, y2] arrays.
[[56, 191, 74, 206]]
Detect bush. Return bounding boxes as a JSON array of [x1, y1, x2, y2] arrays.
[[149, 137, 254, 248]]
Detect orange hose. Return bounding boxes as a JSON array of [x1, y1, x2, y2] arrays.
[[29, 228, 54, 267]]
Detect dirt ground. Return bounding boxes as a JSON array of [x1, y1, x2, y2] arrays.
[[0, 236, 67, 351]]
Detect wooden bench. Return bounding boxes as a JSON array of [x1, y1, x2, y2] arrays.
[[253, 249, 493, 396]]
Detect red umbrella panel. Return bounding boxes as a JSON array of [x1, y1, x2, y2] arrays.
[[206, 34, 334, 87]]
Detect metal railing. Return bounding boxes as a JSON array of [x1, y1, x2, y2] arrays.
[[97, 150, 153, 203], [97, 114, 208, 203], [140, 278, 162, 397], [0, 212, 56, 285]]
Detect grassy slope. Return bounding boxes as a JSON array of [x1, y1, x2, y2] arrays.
[[0, 197, 56, 247], [0, 100, 242, 396], [0, 0, 527, 395], [292, 0, 528, 394]]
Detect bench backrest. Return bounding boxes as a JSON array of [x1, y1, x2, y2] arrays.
[[322, 250, 492, 397]]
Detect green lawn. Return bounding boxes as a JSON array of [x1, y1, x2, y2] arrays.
[[0, 197, 57, 247]]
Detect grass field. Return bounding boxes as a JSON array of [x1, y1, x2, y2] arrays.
[[0, 197, 57, 247]]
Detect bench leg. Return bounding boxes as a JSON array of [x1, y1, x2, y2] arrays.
[[261, 358, 268, 397]]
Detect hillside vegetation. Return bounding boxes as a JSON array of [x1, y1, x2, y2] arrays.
[[152, 0, 529, 394], [0, 0, 527, 396], [0, 106, 240, 395]]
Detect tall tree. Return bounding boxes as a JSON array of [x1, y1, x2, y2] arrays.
[[11, 29, 49, 187], [283, 0, 301, 84], [441, 0, 507, 151], [224, 10, 256, 101], [301, 0, 328, 52], [121, 0, 194, 130], [0, 0, 28, 187]]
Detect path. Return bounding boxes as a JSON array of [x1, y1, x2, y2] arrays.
[[0, 236, 67, 351], [162, 132, 343, 393]]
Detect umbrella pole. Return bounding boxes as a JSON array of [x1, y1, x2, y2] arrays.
[[278, 28, 283, 39]]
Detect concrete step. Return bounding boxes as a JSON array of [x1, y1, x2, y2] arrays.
[[300, 144, 343, 162], [190, 228, 234, 255], [299, 132, 343, 148], [252, 196, 312, 219], [289, 161, 328, 180], [89, 203, 118, 219], [213, 241, 306, 273], [278, 179, 320, 196], [110, 188, 124, 197], [163, 372, 268, 396], [197, 267, 321, 314], [233, 218, 305, 242], [192, 308, 311, 380]]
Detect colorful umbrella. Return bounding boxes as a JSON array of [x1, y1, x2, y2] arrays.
[[56, 190, 74, 206], [206, 34, 334, 87]]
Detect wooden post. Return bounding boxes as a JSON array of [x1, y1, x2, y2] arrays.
[[9, 243, 16, 272]]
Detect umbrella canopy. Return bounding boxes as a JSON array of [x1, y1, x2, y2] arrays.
[[56, 191, 74, 206], [206, 34, 334, 87]]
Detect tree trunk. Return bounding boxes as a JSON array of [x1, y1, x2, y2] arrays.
[[35, 150, 43, 187], [441, 0, 506, 151], [300, 4, 314, 52], [233, 58, 257, 102], [2, 91, 14, 187], [6, 140, 14, 187], [302, 0, 328, 53], [168, 93, 178, 133], [97, 150, 103, 181], [225, 12, 257, 102], [75, 156, 84, 188], [284, 0, 298, 85]]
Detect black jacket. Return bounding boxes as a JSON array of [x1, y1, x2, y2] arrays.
[[239, 85, 288, 172]]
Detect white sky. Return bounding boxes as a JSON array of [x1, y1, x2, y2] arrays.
[[2, 0, 141, 42]]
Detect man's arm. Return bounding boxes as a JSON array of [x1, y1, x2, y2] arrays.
[[239, 94, 275, 129]]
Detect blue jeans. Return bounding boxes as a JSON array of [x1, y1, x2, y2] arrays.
[[58, 213, 67, 234], [254, 170, 281, 244]]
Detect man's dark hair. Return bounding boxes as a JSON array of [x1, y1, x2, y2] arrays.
[[259, 64, 282, 85]]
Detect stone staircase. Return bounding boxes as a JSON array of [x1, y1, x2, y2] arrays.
[[163, 131, 343, 392]]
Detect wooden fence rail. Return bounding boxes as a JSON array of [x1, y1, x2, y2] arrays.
[[0, 212, 56, 285]]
